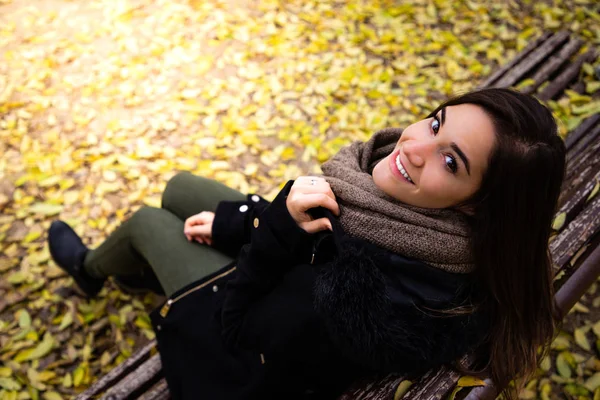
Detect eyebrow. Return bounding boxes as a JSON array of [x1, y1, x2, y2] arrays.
[[439, 107, 471, 176], [451, 143, 471, 176]]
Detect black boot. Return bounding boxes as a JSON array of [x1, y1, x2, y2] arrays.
[[48, 221, 106, 298]]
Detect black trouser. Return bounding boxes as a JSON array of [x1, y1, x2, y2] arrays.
[[83, 172, 245, 297]]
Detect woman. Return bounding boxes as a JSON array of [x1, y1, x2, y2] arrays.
[[48, 88, 566, 400]]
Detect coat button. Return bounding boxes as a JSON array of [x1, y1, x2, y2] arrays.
[[212, 285, 219, 293], [156, 325, 162, 331], [251, 195, 260, 202], [253, 218, 259, 228], [239, 205, 249, 212]]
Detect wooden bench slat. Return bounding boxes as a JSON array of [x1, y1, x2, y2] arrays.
[[338, 374, 405, 400], [564, 128, 600, 189], [538, 48, 599, 101], [567, 123, 600, 166], [521, 37, 583, 95], [564, 113, 600, 152], [74, 341, 156, 400], [138, 378, 170, 400], [478, 32, 552, 89], [550, 195, 600, 271], [555, 167, 600, 239], [490, 31, 570, 89], [100, 354, 163, 400]]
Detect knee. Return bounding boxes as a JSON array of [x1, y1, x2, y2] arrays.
[[129, 206, 164, 229], [162, 171, 191, 209]]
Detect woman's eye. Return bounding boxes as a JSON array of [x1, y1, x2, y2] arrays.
[[445, 154, 458, 174], [431, 117, 440, 134]]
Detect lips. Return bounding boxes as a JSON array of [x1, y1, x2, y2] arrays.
[[388, 148, 415, 185]]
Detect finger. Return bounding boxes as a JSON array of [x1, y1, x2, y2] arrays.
[[194, 237, 205, 245], [186, 224, 211, 237], [185, 233, 192, 242], [294, 193, 340, 217], [185, 212, 213, 228], [295, 177, 337, 203], [300, 218, 333, 234]]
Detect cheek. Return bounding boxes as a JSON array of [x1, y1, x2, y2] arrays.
[[420, 168, 449, 195]]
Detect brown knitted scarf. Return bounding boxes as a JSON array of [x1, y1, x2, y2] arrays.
[[320, 127, 475, 274]]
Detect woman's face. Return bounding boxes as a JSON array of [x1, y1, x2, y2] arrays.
[[372, 104, 496, 210]]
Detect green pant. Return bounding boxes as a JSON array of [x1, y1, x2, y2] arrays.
[[83, 172, 246, 297]]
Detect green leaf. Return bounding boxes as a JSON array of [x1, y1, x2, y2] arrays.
[[587, 81, 600, 94], [585, 372, 600, 392], [574, 327, 592, 351], [17, 309, 31, 329], [72, 365, 85, 388], [394, 380, 412, 400], [27, 203, 63, 216], [540, 355, 551, 371], [42, 391, 63, 400], [592, 321, 600, 338], [14, 332, 54, 362], [58, 312, 73, 331], [0, 377, 21, 391], [518, 388, 536, 399], [572, 101, 600, 116], [446, 386, 463, 400], [587, 181, 599, 203], [7, 272, 27, 285], [552, 212, 566, 231], [556, 352, 572, 379], [551, 335, 571, 350]]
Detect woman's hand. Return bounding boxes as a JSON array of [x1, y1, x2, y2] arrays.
[[184, 211, 215, 246], [286, 176, 340, 234]]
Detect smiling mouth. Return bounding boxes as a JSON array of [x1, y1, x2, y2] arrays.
[[394, 153, 414, 183]]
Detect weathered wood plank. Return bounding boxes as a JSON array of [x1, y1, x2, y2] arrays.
[[564, 128, 600, 184], [490, 31, 570, 89], [478, 32, 552, 89], [538, 48, 598, 101], [338, 373, 405, 400], [550, 195, 600, 271], [138, 379, 170, 400], [400, 365, 462, 400], [521, 37, 583, 95], [558, 122, 600, 207], [564, 114, 600, 152], [554, 168, 600, 242], [74, 341, 156, 400], [100, 354, 163, 400], [567, 123, 600, 166]]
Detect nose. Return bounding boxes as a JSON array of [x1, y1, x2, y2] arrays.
[[403, 140, 435, 168]]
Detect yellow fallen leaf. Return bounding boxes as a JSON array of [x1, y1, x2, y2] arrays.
[[457, 375, 487, 387], [28, 203, 63, 216]]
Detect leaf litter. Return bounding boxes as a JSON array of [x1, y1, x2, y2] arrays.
[[0, 0, 599, 398]]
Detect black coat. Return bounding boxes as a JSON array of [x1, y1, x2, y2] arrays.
[[149, 180, 490, 400]]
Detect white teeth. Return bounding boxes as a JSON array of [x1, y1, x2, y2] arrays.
[[395, 154, 413, 183]]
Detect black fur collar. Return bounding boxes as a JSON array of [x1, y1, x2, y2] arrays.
[[312, 235, 487, 377]]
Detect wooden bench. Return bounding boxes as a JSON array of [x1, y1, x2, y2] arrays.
[[76, 31, 600, 400]]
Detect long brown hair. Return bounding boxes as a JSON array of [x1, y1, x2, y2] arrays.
[[424, 88, 566, 399]]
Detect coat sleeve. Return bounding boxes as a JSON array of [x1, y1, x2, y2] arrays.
[[211, 193, 271, 258], [220, 180, 315, 351]]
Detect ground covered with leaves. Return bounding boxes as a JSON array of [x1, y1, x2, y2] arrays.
[[1, 0, 599, 399]]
